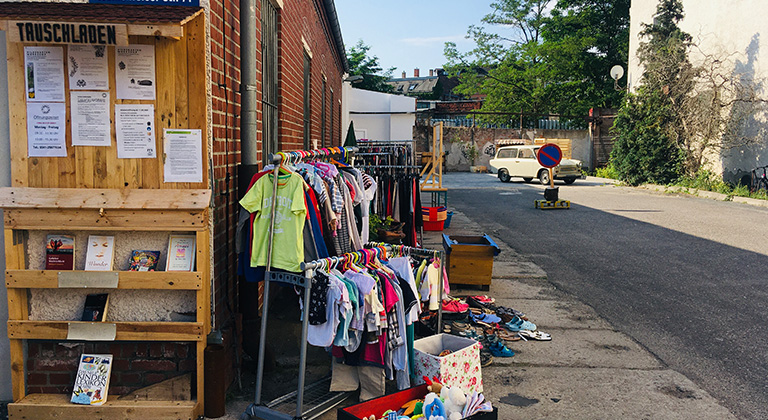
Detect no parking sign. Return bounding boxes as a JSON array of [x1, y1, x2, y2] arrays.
[[536, 143, 562, 168]]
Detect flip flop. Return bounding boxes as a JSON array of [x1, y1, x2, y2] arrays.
[[518, 330, 551, 341]]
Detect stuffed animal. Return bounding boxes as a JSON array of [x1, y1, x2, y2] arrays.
[[440, 385, 467, 420], [422, 376, 443, 395], [422, 392, 446, 420]]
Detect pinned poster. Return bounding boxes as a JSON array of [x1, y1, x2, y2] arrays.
[[27, 102, 67, 157], [115, 104, 156, 159], [115, 45, 155, 100], [163, 129, 203, 183], [68, 45, 109, 91], [71, 91, 111, 146], [24, 46, 65, 102]]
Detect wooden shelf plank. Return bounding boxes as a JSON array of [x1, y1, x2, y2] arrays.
[[4, 208, 207, 230], [9, 393, 199, 420], [5, 270, 202, 290], [0, 187, 211, 210], [7, 321, 203, 341]]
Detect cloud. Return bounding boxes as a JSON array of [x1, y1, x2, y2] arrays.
[[399, 35, 469, 47]]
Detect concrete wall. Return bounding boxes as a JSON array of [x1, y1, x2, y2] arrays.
[[342, 85, 416, 141], [413, 125, 591, 171], [628, 0, 768, 183], [0, 29, 12, 403]]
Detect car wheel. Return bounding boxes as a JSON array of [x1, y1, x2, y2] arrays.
[[538, 170, 550, 185], [522, 177, 533, 183], [563, 177, 576, 185], [498, 169, 511, 182]]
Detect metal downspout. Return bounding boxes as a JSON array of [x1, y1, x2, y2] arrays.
[[239, 0, 259, 192]]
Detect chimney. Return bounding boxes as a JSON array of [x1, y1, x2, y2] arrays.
[[429, 69, 434, 77], [414, 68, 420, 77], [402, 71, 406, 78]]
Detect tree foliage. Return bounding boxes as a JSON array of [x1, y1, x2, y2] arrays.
[[444, 0, 629, 124], [346, 40, 395, 93]]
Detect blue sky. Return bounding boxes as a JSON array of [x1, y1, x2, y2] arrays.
[[334, 0, 495, 78]]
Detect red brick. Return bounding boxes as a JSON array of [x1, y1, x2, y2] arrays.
[[35, 358, 78, 372], [112, 358, 130, 371], [132, 359, 177, 371], [145, 372, 166, 384], [27, 373, 48, 386], [178, 358, 197, 372], [49, 373, 73, 386], [149, 343, 163, 358], [120, 372, 142, 385]]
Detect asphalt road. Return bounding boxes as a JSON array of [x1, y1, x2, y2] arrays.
[[442, 172, 768, 419]]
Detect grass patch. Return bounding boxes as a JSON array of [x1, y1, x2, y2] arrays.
[[672, 170, 768, 200]]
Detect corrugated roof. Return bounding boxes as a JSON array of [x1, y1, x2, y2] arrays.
[[0, 2, 202, 24]]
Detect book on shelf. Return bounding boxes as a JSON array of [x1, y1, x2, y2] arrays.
[[128, 250, 161, 271], [70, 354, 112, 406], [81, 293, 109, 322], [166, 235, 196, 271], [84, 235, 115, 271], [45, 234, 75, 270]]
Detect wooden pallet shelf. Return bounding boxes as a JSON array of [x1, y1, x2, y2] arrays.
[[5, 270, 203, 290], [9, 393, 198, 420], [7, 321, 204, 341]]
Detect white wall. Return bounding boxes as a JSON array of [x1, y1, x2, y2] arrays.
[[341, 83, 416, 141], [0, 30, 13, 403], [628, 0, 768, 181]]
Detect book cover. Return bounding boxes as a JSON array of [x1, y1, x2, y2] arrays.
[[166, 235, 196, 271], [45, 234, 75, 270], [84, 235, 115, 271], [70, 354, 112, 406], [128, 250, 161, 271], [81, 293, 109, 322]]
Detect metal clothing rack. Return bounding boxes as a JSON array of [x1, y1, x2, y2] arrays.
[[364, 242, 446, 334], [242, 146, 358, 420]]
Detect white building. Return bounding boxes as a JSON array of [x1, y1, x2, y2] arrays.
[[628, 0, 768, 183], [341, 82, 416, 141]]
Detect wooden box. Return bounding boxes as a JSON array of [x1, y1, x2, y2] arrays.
[[442, 234, 500, 290]]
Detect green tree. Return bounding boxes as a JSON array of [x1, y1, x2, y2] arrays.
[[346, 40, 395, 93], [444, 0, 629, 124], [612, 0, 690, 184]]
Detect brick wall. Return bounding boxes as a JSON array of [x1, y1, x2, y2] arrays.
[[26, 341, 196, 396]]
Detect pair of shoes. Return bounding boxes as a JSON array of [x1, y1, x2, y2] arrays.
[[442, 299, 469, 313], [517, 330, 551, 341], [494, 327, 521, 342], [496, 306, 528, 321], [450, 321, 469, 335], [505, 315, 536, 332], [488, 341, 515, 357], [471, 295, 495, 304]]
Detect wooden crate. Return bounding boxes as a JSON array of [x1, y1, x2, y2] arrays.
[[442, 234, 500, 290]]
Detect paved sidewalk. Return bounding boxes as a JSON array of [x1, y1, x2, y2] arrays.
[[218, 208, 737, 420]]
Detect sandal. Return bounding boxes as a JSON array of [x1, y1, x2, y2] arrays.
[[480, 351, 493, 367], [505, 315, 537, 332], [518, 330, 552, 341], [470, 312, 502, 324]]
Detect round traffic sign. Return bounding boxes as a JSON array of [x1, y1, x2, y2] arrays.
[[537, 143, 562, 168]]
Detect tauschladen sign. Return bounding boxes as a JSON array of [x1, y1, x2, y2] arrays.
[[90, 0, 199, 6], [9, 21, 129, 45]]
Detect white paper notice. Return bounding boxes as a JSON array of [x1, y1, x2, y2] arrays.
[[27, 102, 67, 157], [115, 45, 155, 100], [115, 104, 156, 159], [71, 91, 111, 146], [68, 45, 109, 91], [164, 129, 203, 183], [24, 46, 65, 102]]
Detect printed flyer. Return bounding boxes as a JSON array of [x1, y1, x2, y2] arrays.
[[27, 102, 67, 157]]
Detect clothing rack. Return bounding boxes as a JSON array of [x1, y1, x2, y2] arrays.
[[364, 242, 446, 334], [242, 146, 358, 420]]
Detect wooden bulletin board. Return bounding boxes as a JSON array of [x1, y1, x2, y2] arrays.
[[4, 11, 209, 190]]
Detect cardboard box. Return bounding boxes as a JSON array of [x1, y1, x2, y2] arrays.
[[413, 333, 483, 394], [337, 384, 497, 420]]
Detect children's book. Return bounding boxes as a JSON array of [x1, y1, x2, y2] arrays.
[[81, 293, 109, 322], [128, 250, 161, 271], [166, 235, 196, 271], [70, 354, 112, 406], [84, 235, 115, 271], [45, 234, 75, 270]]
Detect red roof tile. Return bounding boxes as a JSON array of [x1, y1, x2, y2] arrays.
[[0, 2, 202, 24]]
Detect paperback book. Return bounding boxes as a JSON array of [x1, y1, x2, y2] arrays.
[[45, 234, 75, 270], [71, 354, 112, 406], [166, 235, 196, 271], [81, 293, 109, 322], [84, 235, 115, 271], [128, 250, 161, 271]]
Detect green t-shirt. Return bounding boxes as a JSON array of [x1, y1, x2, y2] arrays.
[[239, 172, 307, 272]]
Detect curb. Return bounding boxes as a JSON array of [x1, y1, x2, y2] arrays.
[[638, 183, 768, 208]]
